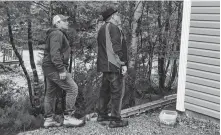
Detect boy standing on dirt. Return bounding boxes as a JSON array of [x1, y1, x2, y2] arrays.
[[42, 14, 85, 128], [96, 7, 129, 128]]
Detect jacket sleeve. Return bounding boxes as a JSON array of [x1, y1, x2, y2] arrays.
[[50, 31, 66, 73], [109, 24, 127, 65]]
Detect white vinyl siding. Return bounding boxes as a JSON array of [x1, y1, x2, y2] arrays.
[[184, 1, 220, 119]]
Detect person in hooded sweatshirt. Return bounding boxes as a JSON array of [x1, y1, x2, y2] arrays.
[[42, 14, 85, 128]]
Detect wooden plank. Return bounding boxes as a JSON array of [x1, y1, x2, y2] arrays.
[[191, 7, 220, 14], [186, 76, 220, 89], [188, 48, 220, 58], [188, 55, 220, 66], [121, 95, 177, 117], [186, 82, 220, 96], [189, 34, 220, 44], [191, 14, 220, 21], [189, 41, 220, 51], [187, 68, 220, 81], [186, 89, 220, 104], [190, 27, 220, 36], [185, 96, 220, 112], [187, 61, 220, 74], [190, 21, 220, 29], [192, 1, 220, 7], [185, 102, 220, 119]]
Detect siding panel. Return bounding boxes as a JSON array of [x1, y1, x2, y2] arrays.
[[190, 27, 220, 36], [191, 7, 220, 14], [185, 103, 220, 119], [186, 82, 220, 96], [190, 21, 220, 29], [188, 55, 220, 66], [185, 96, 220, 112], [191, 14, 220, 21], [188, 48, 220, 58], [186, 89, 220, 104], [189, 34, 220, 44], [192, 1, 220, 7], [187, 62, 220, 74], [187, 69, 220, 81], [186, 76, 220, 89], [185, 1, 220, 120], [189, 41, 220, 51]]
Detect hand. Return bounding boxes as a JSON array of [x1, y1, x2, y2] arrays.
[[121, 66, 127, 76], [59, 71, 67, 80]]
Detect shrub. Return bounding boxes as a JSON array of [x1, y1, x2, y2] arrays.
[[0, 95, 43, 133]]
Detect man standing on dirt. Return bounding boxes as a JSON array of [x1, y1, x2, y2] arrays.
[[96, 7, 129, 128], [42, 14, 85, 128]]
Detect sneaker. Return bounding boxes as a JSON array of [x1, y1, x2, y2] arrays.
[[44, 117, 62, 128], [109, 119, 128, 128], [63, 115, 85, 127]]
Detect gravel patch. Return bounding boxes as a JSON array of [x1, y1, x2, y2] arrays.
[[18, 112, 219, 135]]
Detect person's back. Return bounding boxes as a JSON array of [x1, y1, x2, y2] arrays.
[[42, 28, 70, 75]]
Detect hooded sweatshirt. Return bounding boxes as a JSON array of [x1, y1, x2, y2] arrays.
[[42, 28, 71, 76]]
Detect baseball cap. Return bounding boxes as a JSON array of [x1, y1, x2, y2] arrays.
[[52, 14, 69, 25]]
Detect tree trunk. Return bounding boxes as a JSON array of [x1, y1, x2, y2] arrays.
[[157, 1, 165, 95], [167, 2, 182, 90], [28, 19, 39, 83], [5, 4, 34, 107], [49, 1, 53, 25], [128, 1, 143, 106], [129, 1, 143, 68], [28, 16, 42, 109], [158, 1, 172, 95]]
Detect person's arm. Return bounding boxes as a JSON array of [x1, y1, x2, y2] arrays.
[[50, 31, 66, 73]]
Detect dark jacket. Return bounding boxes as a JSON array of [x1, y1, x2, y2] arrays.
[[42, 28, 71, 76], [97, 22, 128, 73]]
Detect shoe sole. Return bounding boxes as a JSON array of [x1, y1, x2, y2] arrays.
[[44, 124, 62, 129], [63, 121, 86, 128], [109, 125, 128, 128], [109, 123, 129, 128], [98, 121, 109, 126]]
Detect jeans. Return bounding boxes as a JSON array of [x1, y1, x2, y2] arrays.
[[98, 72, 125, 118], [44, 72, 78, 117]]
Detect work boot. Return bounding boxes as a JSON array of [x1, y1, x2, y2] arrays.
[[97, 114, 113, 122], [44, 117, 62, 128], [109, 117, 128, 128], [63, 115, 85, 127]]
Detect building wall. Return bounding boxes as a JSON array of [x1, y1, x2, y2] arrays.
[[184, 1, 220, 119]]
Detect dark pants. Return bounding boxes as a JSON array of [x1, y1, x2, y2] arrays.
[[44, 72, 78, 117], [98, 72, 125, 118]]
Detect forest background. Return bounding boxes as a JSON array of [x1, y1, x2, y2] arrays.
[[0, 1, 182, 133]]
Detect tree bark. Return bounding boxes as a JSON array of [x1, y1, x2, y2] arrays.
[[5, 4, 34, 107], [28, 18, 39, 83], [129, 1, 143, 68], [127, 1, 143, 106], [28, 15, 42, 109], [157, 1, 165, 95], [167, 1, 182, 90]]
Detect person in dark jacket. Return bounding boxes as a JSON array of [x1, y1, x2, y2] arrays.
[[96, 8, 128, 128], [42, 14, 85, 128]]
